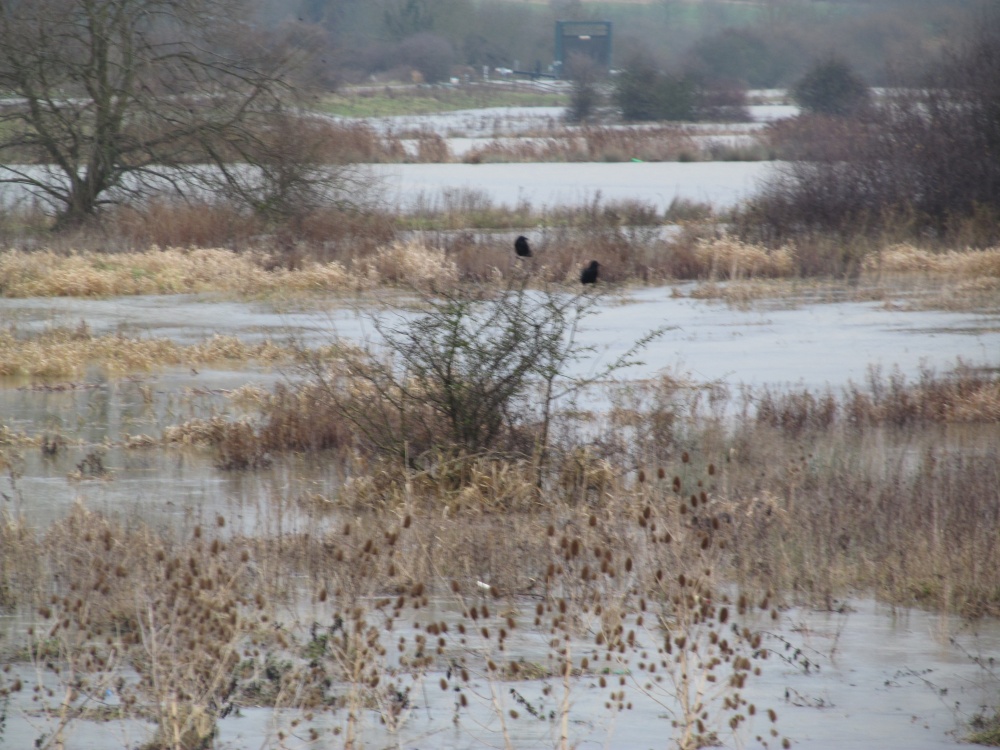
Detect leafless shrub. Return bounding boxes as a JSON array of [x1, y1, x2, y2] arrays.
[[415, 131, 451, 163], [744, 11, 1000, 247]]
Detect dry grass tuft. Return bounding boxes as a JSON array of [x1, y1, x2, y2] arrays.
[[0, 247, 359, 298], [865, 244, 1000, 276], [0, 242, 465, 299], [358, 239, 459, 287], [4, 220, 1000, 309], [694, 236, 796, 280]]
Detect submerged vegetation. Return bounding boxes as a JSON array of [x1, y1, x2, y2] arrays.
[[0, 326, 308, 379]]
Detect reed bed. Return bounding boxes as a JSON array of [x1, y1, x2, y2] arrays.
[[0, 241, 461, 299], [464, 126, 705, 163], [866, 244, 1000, 277], [0, 326, 303, 378], [6, 235, 1000, 306], [0, 247, 356, 297]]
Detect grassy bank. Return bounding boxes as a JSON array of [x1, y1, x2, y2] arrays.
[[317, 83, 568, 117]]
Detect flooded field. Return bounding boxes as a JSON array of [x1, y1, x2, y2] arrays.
[[377, 160, 776, 213], [1, 101, 998, 750], [2, 312, 998, 746], [2, 596, 998, 749], [1, 285, 997, 526]]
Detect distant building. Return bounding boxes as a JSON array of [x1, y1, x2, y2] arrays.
[[554, 21, 612, 78]]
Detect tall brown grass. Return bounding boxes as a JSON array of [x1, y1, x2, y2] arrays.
[[0, 241, 463, 299], [6, 231, 998, 304], [0, 325, 299, 378]]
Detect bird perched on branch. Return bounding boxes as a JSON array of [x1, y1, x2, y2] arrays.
[[514, 235, 532, 258], [580, 260, 600, 285]]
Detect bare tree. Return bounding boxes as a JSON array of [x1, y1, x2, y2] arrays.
[[564, 52, 603, 124], [0, 0, 328, 226]]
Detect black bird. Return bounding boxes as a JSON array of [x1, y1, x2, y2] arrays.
[[514, 235, 532, 258], [580, 260, 600, 285]]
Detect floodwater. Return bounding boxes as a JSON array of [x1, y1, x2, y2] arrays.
[[1, 287, 997, 530], [2, 286, 996, 391], [376, 160, 777, 213], [2, 598, 998, 749], [0, 160, 777, 215]]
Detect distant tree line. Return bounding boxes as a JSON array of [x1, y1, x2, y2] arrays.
[[257, 0, 978, 89], [612, 52, 750, 123]]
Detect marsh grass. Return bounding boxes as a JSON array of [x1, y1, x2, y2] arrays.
[[0, 241, 466, 300], [0, 325, 303, 379], [1, 367, 997, 745], [0, 247, 357, 298], [0, 226, 998, 746], [5, 235, 998, 313], [146, 339, 1000, 622], [694, 236, 796, 280]]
